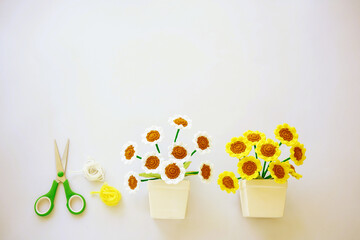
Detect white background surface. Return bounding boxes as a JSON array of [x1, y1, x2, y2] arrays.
[[1, 0, 360, 239]]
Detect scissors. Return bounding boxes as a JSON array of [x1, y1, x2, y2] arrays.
[[34, 140, 86, 216]]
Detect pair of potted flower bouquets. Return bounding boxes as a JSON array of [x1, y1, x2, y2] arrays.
[[121, 116, 306, 219]]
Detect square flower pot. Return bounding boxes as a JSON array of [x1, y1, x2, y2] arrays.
[[147, 180, 190, 219], [239, 179, 287, 218]]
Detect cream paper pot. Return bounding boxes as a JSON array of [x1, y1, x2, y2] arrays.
[[239, 179, 288, 218], [147, 180, 190, 219]]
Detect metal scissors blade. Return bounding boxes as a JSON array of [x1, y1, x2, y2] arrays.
[[62, 140, 69, 173], [54, 140, 67, 182]]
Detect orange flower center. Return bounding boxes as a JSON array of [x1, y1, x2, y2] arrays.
[[230, 141, 246, 154], [294, 147, 303, 160], [279, 128, 293, 141], [242, 161, 257, 175], [197, 136, 210, 150], [145, 156, 160, 170], [222, 176, 235, 189], [165, 163, 181, 179], [146, 130, 160, 142], [247, 133, 261, 142], [128, 175, 138, 190], [260, 144, 276, 157], [171, 146, 187, 159], [201, 164, 211, 180], [273, 165, 285, 178], [173, 117, 188, 127], [124, 145, 135, 160]]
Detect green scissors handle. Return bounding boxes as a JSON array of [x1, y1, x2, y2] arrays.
[[34, 180, 86, 216], [63, 180, 86, 215], [34, 180, 58, 217]]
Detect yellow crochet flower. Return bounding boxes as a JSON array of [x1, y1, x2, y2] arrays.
[[243, 130, 266, 146], [274, 123, 298, 146], [268, 160, 290, 184], [290, 142, 306, 166], [289, 164, 302, 180], [237, 156, 262, 180], [217, 171, 239, 194], [225, 137, 251, 158], [255, 139, 281, 161]]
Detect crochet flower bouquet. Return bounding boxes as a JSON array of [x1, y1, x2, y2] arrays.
[[218, 123, 306, 218], [121, 115, 214, 219]]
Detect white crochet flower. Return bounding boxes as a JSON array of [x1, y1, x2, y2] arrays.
[[142, 126, 163, 145], [198, 161, 214, 183], [168, 142, 190, 162], [159, 160, 186, 184], [193, 131, 212, 154], [168, 115, 192, 130], [142, 152, 163, 173], [120, 141, 138, 165], [124, 171, 140, 193]]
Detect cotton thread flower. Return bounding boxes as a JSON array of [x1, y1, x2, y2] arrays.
[[159, 160, 186, 184], [124, 171, 140, 193], [121, 142, 138, 164], [217, 171, 239, 194], [237, 156, 262, 180], [255, 139, 281, 162], [142, 152, 162, 173], [268, 160, 290, 184], [243, 130, 266, 146], [198, 161, 214, 183], [290, 142, 306, 166], [274, 123, 298, 146], [193, 131, 212, 154], [225, 137, 252, 158]]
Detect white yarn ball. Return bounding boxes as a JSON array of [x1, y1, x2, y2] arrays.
[[82, 160, 105, 182]]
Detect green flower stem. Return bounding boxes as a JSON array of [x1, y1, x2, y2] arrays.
[[191, 150, 197, 156], [139, 172, 161, 178], [174, 129, 180, 142], [237, 177, 242, 180], [279, 142, 282, 146], [254, 145, 258, 159], [264, 175, 272, 179], [136, 155, 142, 159], [263, 164, 270, 177], [261, 161, 267, 178], [183, 161, 191, 169], [185, 171, 199, 175], [282, 157, 290, 162], [155, 144, 160, 153], [141, 177, 160, 182]]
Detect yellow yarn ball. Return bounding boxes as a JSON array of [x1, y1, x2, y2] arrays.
[[91, 183, 121, 206]]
